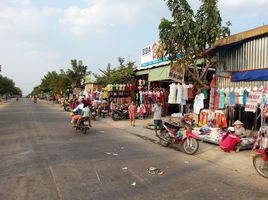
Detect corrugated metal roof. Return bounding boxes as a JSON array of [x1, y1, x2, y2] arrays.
[[214, 24, 268, 48]]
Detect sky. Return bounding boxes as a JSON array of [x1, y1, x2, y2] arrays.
[[0, 0, 268, 95]]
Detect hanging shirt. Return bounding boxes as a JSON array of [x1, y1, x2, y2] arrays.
[[214, 90, 219, 110], [188, 85, 194, 100], [234, 88, 239, 105], [224, 88, 230, 105], [193, 93, 205, 114], [243, 90, 249, 106], [218, 90, 225, 109], [168, 83, 176, 104], [201, 89, 208, 99], [182, 84, 188, 100], [209, 88, 216, 110], [160, 91, 165, 105], [229, 90, 235, 106], [152, 91, 157, 104], [238, 88, 244, 105], [176, 84, 182, 104]]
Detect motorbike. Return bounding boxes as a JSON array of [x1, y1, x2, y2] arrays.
[[111, 108, 129, 121], [75, 117, 91, 134], [252, 128, 268, 178], [90, 107, 98, 121], [158, 118, 200, 155], [252, 148, 268, 178]]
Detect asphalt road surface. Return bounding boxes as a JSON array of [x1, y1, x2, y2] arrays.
[[0, 99, 267, 200]]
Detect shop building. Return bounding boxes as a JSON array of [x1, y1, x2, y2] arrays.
[[135, 42, 215, 116], [210, 25, 268, 130]]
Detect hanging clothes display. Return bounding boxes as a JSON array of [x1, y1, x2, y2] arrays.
[[188, 84, 194, 100], [201, 88, 208, 99], [229, 89, 235, 106], [224, 88, 230, 105], [193, 92, 205, 114], [175, 84, 182, 104], [218, 89, 225, 109], [182, 84, 188, 100], [209, 75, 216, 110], [214, 90, 219, 110], [168, 83, 176, 104]]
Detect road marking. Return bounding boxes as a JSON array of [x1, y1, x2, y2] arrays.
[[49, 166, 63, 200], [96, 171, 101, 182]]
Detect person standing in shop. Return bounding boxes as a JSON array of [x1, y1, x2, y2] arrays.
[[153, 101, 163, 136], [128, 101, 137, 127]]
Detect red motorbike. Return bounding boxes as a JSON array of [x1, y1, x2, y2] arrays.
[[253, 149, 268, 178], [252, 128, 268, 178], [158, 118, 200, 155]]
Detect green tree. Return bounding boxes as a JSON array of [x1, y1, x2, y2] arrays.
[[31, 70, 70, 97], [158, 0, 231, 89], [29, 59, 88, 97], [0, 75, 22, 96], [94, 57, 136, 86], [67, 60, 88, 89]]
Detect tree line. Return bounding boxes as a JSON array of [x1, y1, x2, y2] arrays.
[[0, 75, 22, 96], [30, 57, 136, 98]]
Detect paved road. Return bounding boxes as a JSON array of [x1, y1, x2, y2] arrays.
[[0, 99, 267, 200]]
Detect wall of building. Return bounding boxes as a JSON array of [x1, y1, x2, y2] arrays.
[[216, 34, 268, 88]]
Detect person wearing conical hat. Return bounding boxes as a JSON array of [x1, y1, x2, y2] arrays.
[[232, 120, 245, 136]]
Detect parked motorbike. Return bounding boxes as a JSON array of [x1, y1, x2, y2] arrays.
[[90, 107, 98, 121], [158, 118, 200, 155], [111, 108, 129, 121], [252, 148, 268, 178], [251, 127, 268, 178]]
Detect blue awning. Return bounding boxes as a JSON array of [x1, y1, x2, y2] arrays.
[[231, 68, 268, 81]]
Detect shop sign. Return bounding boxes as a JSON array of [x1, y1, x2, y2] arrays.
[[169, 64, 185, 83], [245, 91, 263, 113], [140, 42, 169, 69]]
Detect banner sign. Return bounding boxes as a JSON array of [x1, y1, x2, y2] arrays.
[[140, 42, 169, 69], [245, 91, 263, 113], [169, 64, 185, 83], [231, 68, 268, 82]]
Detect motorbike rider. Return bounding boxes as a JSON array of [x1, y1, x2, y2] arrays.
[[71, 98, 85, 127], [78, 102, 92, 127]]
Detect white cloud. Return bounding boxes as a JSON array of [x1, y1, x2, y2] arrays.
[[219, 0, 268, 10], [59, 0, 163, 36], [0, 2, 46, 36]]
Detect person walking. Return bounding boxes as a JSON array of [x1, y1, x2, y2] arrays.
[[153, 101, 163, 136], [128, 101, 137, 127]]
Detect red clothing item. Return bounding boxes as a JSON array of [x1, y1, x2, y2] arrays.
[[129, 84, 134, 91], [214, 90, 219, 110], [128, 104, 137, 119], [188, 87, 194, 100], [210, 76, 216, 87], [145, 93, 149, 104], [86, 98, 92, 107], [152, 92, 157, 103], [125, 84, 130, 91], [160, 91, 164, 104]]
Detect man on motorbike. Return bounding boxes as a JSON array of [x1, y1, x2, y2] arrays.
[[78, 102, 92, 127], [71, 99, 87, 127]]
